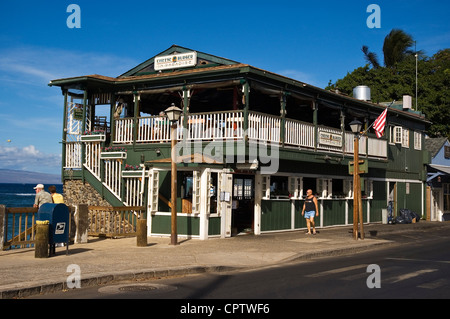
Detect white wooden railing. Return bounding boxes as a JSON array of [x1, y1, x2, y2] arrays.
[[284, 119, 315, 149], [84, 142, 101, 179], [103, 159, 122, 200], [112, 111, 387, 159], [186, 111, 243, 140], [65, 142, 82, 169], [248, 112, 280, 143], [137, 116, 174, 142], [123, 176, 144, 207], [115, 118, 134, 144]]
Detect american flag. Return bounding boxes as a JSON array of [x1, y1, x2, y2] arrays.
[[373, 108, 388, 138]]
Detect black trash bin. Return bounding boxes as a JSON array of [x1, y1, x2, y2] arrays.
[[37, 203, 70, 256]]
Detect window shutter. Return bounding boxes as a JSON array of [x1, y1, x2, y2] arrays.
[[147, 169, 159, 212], [192, 171, 201, 214]]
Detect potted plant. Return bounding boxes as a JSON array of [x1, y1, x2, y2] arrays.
[[100, 146, 127, 159], [80, 130, 106, 142]]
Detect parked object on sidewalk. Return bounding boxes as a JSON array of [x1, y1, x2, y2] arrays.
[[394, 209, 420, 224], [37, 203, 70, 256]]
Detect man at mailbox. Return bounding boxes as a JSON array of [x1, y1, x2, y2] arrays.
[[33, 184, 52, 208]]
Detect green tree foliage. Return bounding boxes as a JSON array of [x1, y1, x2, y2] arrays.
[[327, 39, 450, 138]]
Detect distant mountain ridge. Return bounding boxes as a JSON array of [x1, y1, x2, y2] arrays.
[[0, 169, 61, 184]]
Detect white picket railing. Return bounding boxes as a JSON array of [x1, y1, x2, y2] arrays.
[[186, 111, 243, 140], [248, 112, 281, 143], [137, 116, 174, 142], [65, 142, 82, 169], [115, 118, 134, 144], [134, 111, 243, 143], [284, 119, 315, 149], [112, 111, 387, 159], [123, 176, 144, 207], [84, 142, 101, 180], [103, 159, 122, 200]]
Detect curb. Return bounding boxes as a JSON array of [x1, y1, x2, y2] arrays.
[[0, 265, 241, 299]]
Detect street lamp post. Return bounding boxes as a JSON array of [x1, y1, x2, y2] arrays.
[[349, 119, 364, 240], [165, 103, 182, 245]]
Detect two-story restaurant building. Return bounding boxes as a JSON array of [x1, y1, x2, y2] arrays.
[[49, 45, 430, 239]]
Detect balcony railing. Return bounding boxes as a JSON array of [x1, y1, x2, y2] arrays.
[[111, 110, 387, 158]]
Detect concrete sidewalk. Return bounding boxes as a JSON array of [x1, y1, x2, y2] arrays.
[[0, 221, 447, 299]]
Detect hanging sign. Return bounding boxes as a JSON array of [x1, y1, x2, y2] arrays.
[[72, 106, 83, 121], [318, 129, 342, 147], [154, 51, 197, 71]]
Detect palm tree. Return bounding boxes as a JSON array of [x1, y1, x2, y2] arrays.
[[362, 45, 381, 69], [382, 29, 414, 68], [362, 29, 416, 70]]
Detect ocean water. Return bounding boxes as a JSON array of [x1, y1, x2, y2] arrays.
[[0, 183, 63, 246], [0, 183, 63, 207]]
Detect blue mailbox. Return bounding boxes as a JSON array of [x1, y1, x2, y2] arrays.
[[37, 203, 70, 255]]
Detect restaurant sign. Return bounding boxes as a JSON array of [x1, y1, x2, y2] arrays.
[[154, 51, 197, 71], [318, 129, 342, 147]]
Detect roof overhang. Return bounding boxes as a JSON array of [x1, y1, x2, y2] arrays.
[[48, 56, 430, 124]]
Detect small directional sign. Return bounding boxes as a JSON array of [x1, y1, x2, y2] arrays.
[[348, 160, 368, 175]]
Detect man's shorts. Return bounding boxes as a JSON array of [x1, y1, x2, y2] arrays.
[[304, 211, 316, 219]]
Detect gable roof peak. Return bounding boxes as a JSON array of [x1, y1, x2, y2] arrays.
[[119, 45, 240, 78]]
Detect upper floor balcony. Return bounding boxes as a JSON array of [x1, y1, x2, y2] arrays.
[[112, 109, 387, 159]]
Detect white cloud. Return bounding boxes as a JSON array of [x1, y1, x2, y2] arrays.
[[0, 144, 61, 174], [277, 69, 321, 87], [0, 45, 138, 85]]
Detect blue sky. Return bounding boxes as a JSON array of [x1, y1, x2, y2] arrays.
[[0, 0, 449, 175]]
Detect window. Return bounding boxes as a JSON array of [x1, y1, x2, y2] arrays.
[[362, 179, 373, 199], [192, 171, 201, 213], [332, 179, 345, 198], [147, 169, 159, 212], [261, 175, 270, 199], [344, 180, 353, 198], [445, 146, 450, 159], [234, 178, 253, 200], [394, 126, 403, 144], [270, 176, 290, 198], [302, 177, 317, 198], [444, 184, 450, 212], [402, 128, 409, 148], [317, 178, 332, 198], [414, 131, 422, 150], [289, 177, 303, 199]]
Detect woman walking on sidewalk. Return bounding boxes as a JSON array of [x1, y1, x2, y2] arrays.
[[302, 189, 319, 235]]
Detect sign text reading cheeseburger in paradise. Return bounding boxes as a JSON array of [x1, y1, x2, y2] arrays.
[[154, 51, 197, 71]]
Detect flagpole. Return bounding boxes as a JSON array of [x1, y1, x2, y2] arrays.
[[361, 100, 395, 136]]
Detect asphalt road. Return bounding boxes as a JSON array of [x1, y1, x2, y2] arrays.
[[30, 226, 450, 302]]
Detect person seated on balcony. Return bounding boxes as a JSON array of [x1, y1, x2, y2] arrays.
[[33, 184, 52, 208]]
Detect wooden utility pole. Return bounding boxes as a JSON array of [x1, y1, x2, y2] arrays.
[[353, 136, 359, 240], [352, 137, 364, 240], [170, 122, 178, 245]]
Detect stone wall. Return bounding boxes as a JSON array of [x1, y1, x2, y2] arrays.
[[63, 180, 111, 207]]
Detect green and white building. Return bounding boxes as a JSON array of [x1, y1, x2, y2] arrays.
[[49, 45, 430, 239]]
